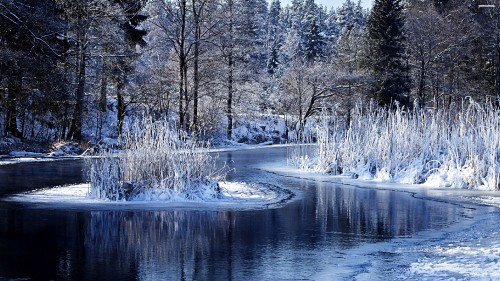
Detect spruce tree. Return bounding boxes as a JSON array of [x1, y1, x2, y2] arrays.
[[367, 0, 410, 107], [304, 17, 325, 62], [267, 0, 282, 75]]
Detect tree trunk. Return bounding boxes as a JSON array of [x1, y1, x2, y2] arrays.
[[67, 30, 86, 142], [99, 58, 108, 139], [117, 81, 125, 137], [5, 78, 22, 138], [183, 60, 189, 131], [178, 59, 185, 131], [178, 0, 187, 132], [418, 59, 426, 108], [227, 58, 233, 140], [192, 0, 202, 132], [226, 0, 234, 140]]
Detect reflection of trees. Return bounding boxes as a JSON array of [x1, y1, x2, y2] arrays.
[[0, 185, 461, 280], [314, 183, 459, 240], [84, 210, 233, 280]]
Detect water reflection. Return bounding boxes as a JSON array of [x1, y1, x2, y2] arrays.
[[0, 148, 463, 280], [313, 182, 457, 240], [73, 184, 459, 280], [84, 211, 234, 280]]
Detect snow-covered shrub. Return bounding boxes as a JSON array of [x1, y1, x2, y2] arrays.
[[292, 100, 500, 190], [87, 119, 226, 201]]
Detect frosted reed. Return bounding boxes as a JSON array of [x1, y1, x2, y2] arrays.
[[292, 100, 500, 190], [87, 120, 225, 200]]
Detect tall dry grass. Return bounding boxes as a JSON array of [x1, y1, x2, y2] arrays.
[[88, 120, 225, 200], [291, 100, 500, 190]]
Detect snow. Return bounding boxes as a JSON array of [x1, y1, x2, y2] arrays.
[[5, 181, 293, 210], [8, 151, 46, 157], [0, 155, 79, 166], [409, 243, 500, 279], [403, 210, 500, 280], [261, 160, 500, 280]]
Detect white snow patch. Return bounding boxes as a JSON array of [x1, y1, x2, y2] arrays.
[[4, 181, 292, 210], [407, 226, 500, 280], [9, 151, 46, 157], [0, 157, 62, 165], [410, 245, 500, 278]]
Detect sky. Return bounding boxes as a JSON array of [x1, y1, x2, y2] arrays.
[[278, 0, 373, 10]]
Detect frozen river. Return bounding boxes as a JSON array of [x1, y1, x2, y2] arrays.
[[0, 147, 498, 280]]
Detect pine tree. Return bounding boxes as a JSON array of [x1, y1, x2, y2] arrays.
[[237, 0, 268, 73], [324, 8, 339, 55], [267, 0, 283, 75], [367, 0, 410, 107], [267, 41, 280, 75], [304, 17, 325, 62], [337, 0, 366, 31]]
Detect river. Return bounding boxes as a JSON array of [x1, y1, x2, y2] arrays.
[[0, 147, 489, 280]]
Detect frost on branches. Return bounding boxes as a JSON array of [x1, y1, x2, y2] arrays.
[[87, 120, 225, 201], [292, 100, 500, 191]]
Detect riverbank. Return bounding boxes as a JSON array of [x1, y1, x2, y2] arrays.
[[261, 161, 500, 279]]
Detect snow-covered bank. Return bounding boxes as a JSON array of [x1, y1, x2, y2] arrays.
[[210, 142, 304, 153], [0, 139, 89, 165], [408, 221, 500, 279], [292, 100, 500, 191], [4, 181, 294, 210], [0, 143, 296, 166], [262, 161, 500, 280], [0, 155, 83, 166]]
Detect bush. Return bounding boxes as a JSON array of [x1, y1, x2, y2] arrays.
[[292, 100, 500, 190], [87, 119, 226, 201]]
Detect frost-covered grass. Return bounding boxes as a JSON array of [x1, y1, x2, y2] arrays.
[[291, 100, 500, 190], [87, 120, 226, 201]]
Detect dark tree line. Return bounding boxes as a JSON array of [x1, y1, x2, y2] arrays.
[[0, 0, 498, 144], [0, 0, 147, 142]]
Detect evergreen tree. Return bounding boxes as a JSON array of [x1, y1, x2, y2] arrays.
[[237, 0, 268, 73], [337, 0, 366, 31], [113, 0, 148, 136], [267, 41, 280, 75], [304, 17, 325, 62], [324, 8, 339, 55], [267, 0, 283, 75], [367, 0, 410, 107]]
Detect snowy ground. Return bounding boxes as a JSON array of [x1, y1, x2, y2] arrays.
[[0, 140, 86, 165], [400, 195, 500, 280], [4, 181, 294, 211], [262, 162, 500, 280]]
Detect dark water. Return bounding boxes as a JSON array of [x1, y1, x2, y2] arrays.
[[0, 148, 464, 280]]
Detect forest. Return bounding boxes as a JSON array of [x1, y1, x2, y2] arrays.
[[0, 0, 498, 145]]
